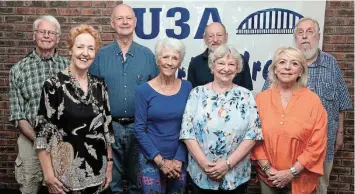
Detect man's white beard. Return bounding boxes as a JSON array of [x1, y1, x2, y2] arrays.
[[302, 45, 319, 60]]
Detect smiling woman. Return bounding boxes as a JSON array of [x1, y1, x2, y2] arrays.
[[34, 24, 115, 194]]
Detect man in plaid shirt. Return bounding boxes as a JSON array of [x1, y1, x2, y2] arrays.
[[9, 15, 69, 194]]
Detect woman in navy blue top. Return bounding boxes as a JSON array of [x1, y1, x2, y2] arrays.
[[134, 37, 192, 194]]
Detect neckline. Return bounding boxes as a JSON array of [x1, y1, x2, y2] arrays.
[[204, 83, 237, 95], [147, 80, 183, 97]]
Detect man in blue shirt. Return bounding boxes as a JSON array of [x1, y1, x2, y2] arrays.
[[89, 4, 158, 194], [187, 22, 253, 90], [263, 17, 352, 194]]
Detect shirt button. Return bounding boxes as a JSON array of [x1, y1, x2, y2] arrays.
[[124, 111, 127, 113], [125, 98, 127, 101], [124, 85, 127, 88], [280, 121, 283, 125], [124, 73, 126, 76], [281, 115, 284, 118]]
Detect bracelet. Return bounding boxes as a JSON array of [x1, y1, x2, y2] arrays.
[[262, 162, 271, 172], [226, 159, 232, 169], [290, 166, 298, 178], [157, 159, 165, 168], [107, 158, 113, 162]]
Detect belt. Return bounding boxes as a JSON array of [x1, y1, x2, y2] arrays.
[[112, 117, 134, 125]]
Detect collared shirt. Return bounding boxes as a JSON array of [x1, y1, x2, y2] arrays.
[[262, 50, 353, 161], [180, 86, 262, 190], [187, 49, 253, 90], [9, 50, 69, 127], [89, 41, 158, 118]]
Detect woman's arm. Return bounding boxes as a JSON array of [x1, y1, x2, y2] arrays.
[[184, 139, 215, 172], [103, 145, 113, 189]]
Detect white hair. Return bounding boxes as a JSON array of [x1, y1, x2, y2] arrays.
[[33, 15, 61, 35], [155, 37, 186, 62], [208, 44, 243, 73]]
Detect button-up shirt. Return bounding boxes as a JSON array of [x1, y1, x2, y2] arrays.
[[89, 41, 158, 118], [262, 50, 353, 161], [187, 49, 253, 90], [9, 50, 69, 126]]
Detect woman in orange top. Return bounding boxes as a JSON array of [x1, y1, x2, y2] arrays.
[[252, 47, 327, 194]]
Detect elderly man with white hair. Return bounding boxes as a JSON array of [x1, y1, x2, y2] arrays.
[[9, 15, 69, 194], [262, 17, 352, 194]]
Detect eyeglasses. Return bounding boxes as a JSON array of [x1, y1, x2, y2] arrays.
[[296, 29, 315, 37], [205, 33, 225, 41], [35, 29, 58, 37], [113, 16, 135, 22]]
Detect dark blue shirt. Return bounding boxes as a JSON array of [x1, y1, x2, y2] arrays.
[[89, 41, 158, 117], [187, 49, 253, 90], [134, 80, 192, 162]]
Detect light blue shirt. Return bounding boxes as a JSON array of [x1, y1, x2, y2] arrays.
[[89, 41, 158, 117], [180, 86, 263, 190]]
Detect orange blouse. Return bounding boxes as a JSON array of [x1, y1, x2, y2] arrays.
[[252, 88, 327, 194]]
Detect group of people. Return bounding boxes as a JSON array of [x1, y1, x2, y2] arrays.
[[9, 3, 352, 194]]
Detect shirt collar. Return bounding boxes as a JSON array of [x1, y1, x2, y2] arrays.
[[29, 49, 59, 62], [114, 40, 136, 57], [308, 49, 328, 68], [202, 49, 209, 59]]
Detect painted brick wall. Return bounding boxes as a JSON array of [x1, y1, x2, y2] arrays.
[[0, 1, 353, 193]]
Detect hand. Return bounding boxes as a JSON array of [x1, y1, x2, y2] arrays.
[[160, 159, 181, 179], [103, 161, 113, 190], [172, 159, 182, 176], [205, 160, 229, 182], [268, 169, 293, 188], [335, 131, 344, 153], [199, 160, 216, 173], [44, 174, 68, 194], [265, 167, 278, 177]]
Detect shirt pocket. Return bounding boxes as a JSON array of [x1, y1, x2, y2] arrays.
[[319, 82, 335, 101], [136, 73, 150, 85]]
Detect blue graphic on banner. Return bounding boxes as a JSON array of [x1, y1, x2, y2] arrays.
[[244, 51, 272, 81], [236, 8, 304, 35], [178, 67, 186, 79], [133, 7, 221, 39]]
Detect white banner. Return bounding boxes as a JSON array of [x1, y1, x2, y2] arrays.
[[126, 1, 326, 94]]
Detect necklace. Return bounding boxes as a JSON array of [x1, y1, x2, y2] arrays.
[[211, 82, 234, 94], [280, 94, 292, 102], [159, 77, 175, 95]]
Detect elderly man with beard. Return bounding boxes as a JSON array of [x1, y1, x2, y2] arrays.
[[262, 17, 352, 194], [9, 15, 69, 194], [187, 22, 253, 90]]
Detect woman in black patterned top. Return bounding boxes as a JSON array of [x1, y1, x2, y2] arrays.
[[34, 24, 114, 194]]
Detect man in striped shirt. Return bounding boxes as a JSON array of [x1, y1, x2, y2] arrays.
[[9, 15, 69, 194]]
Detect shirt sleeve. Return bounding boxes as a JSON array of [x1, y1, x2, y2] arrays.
[[243, 92, 263, 141], [34, 79, 59, 152], [180, 88, 199, 140], [187, 58, 198, 88], [297, 100, 328, 175], [241, 56, 253, 91], [102, 82, 115, 145], [334, 61, 353, 111], [251, 94, 268, 160], [134, 86, 160, 160], [262, 79, 270, 91], [89, 54, 100, 77], [9, 67, 26, 124]]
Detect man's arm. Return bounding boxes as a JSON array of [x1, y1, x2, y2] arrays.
[[241, 56, 253, 90], [17, 120, 36, 141], [187, 58, 198, 88]]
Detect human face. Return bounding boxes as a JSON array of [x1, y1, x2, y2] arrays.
[[70, 33, 96, 71], [274, 54, 303, 85], [204, 23, 228, 51], [33, 20, 59, 51], [212, 55, 238, 84], [157, 48, 181, 77], [111, 5, 136, 37], [294, 20, 320, 59]]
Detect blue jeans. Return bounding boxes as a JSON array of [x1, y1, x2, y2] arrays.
[[110, 122, 140, 194]]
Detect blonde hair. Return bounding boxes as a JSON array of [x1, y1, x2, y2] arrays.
[[208, 44, 243, 74], [268, 47, 308, 88], [68, 24, 101, 53]]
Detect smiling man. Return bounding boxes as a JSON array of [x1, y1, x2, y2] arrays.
[[187, 22, 253, 90], [9, 15, 69, 194], [89, 4, 158, 194], [262, 17, 352, 194]]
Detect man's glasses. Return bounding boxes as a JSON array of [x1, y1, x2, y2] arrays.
[[35, 29, 58, 37]]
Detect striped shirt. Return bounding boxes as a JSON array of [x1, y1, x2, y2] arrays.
[[262, 50, 353, 161], [9, 50, 69, 127]]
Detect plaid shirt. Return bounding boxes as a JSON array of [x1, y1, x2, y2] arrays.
[[9, 50, 69, 127], [262, 50, 353, 161]]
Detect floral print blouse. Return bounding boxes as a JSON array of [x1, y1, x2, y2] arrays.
[[180, 85, 263, 190], [34, 69, 114, 191]]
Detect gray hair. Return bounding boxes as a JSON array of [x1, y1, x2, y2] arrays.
[[268, 47, 308, 88], [208, 44, 243, 73], [155, 37, 186, 62], [293, 17, 320, 38], [33, 15, 61, 35]]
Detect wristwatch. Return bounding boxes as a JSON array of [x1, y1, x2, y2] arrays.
[[290, 166, 298, 178], [226, 159, 232, 169]]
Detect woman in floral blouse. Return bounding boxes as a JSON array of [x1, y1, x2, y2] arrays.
[[180, 44, 263, 193], [34, 24, 114, 194]]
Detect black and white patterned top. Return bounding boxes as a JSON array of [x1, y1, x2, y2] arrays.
[[34, 69, 114, 191]]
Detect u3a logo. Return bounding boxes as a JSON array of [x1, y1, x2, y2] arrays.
[[133, 7, 221, 39]]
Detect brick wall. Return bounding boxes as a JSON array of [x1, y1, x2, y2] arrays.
[[0, 1, 353, 193]]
